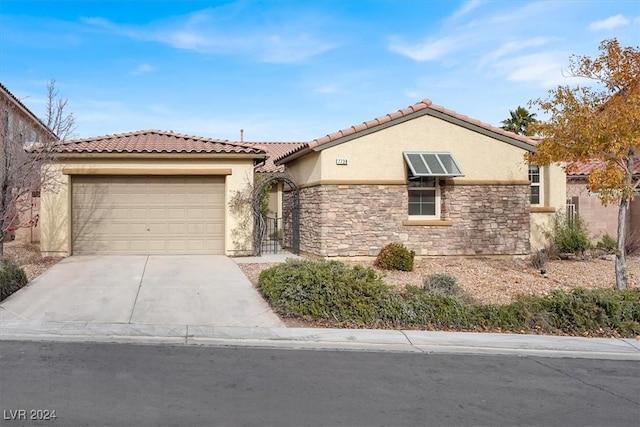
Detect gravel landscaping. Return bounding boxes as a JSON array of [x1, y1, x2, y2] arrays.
[[4, 240, 638, 307], [2, 241, 62, 281], [239, 255, 640, 306]]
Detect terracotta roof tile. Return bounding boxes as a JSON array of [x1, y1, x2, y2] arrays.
[[55, 129, 265, 155], [242, 142, 307, 173], [567, 159, 640, 177], [275, 98, 538, 164]]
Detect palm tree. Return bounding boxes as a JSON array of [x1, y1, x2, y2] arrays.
[[501, 106, 537, 136]]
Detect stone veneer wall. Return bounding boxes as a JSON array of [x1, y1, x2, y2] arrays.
[[296, 183, 530, 257]]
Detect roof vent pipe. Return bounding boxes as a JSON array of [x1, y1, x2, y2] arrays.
[[240, 129, 244, 143]]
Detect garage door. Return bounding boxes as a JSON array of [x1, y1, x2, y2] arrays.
[[72, 176, 225, 255]]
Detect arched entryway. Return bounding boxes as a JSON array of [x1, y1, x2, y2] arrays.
[[252, 174, 300, 256]]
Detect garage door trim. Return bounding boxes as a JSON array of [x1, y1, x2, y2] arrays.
[[63, 167, 232, 176]]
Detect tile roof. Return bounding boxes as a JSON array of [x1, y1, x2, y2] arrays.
[[242, 142, 307, 173], [275, 98, 538, 164], [567, 159, 640, 177], [0, 82, 58, 140], [55, 129, 265, 155]]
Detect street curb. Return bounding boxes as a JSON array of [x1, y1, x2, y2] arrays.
[[1, 320, 639, 360]]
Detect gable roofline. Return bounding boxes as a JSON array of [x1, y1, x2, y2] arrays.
[[55, 129, 266, 156], [275, 98, 537, 165], [0, 82, 59, 140]]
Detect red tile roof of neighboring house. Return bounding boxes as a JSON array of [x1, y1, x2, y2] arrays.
[[243, 142, 307, 173], [55, 129, 265, 155], [567, 159, 640, 177], [275, 98, 538, 164]]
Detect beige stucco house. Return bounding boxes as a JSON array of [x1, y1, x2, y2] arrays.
[[1, 83, 59, 244], [274, 99, 565, 258], [37, 99, 566, 259], [39, 130, 265, 257]]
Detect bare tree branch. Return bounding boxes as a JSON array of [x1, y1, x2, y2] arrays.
[[0, 80, 72, 255]]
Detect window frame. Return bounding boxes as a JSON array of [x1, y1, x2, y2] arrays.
[[407, 175, 441, 219], [529, 164, 543, 206]]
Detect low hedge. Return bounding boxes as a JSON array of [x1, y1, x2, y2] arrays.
[[259, 259, 391, 324], [258, 259, 640, 337], [0, 258, 28, 301]]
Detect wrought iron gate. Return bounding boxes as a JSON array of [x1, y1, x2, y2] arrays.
[[262, 216, 283, 254], [252, 174, 300, 256]]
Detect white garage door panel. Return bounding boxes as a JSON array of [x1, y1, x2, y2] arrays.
[[72, 176, 225, 255]]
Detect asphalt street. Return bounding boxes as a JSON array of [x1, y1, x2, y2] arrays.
[[0, 341, 638, 427]]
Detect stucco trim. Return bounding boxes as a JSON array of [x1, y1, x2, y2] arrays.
[[530, 207, 556, 213], [62, 167, 233, 176], [402, 220, 453, 226], [444, 179, 530, 186], [299, 179, 407, 189]]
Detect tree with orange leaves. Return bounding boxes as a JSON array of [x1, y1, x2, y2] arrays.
[[529, 39, 639, 290]]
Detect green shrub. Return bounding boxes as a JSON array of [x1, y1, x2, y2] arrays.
[[258, 259, 391, 324], [423, 273, 459, 295], [0, 258, 28, 301], [375, 243, 415, 272], [596, 234, 617, 254], [394, 290, 476, 328], [544, 211, 591, 255], [258, 259, 640, 337]]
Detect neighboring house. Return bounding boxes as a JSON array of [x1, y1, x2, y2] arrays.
[[274, 99, 566, 257], [0, 82, 58, 244], [566, 159, 640, 240], [39, 130, 265, 257]]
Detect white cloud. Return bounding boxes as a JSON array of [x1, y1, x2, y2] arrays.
[[589, 14, 630, 31], [388, 36, 460, 62], [450, 0, 484, 21], [131, 63, 155, 76], [81, 9, 337, 64], [494, 52, 591, 88], [480, 37, 554, 67]]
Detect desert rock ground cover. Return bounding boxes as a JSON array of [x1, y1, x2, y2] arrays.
[[3, 242, 62, 281], [239, 256, 640, 305]]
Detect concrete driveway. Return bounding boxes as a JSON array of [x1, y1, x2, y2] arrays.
[[0, 255, 283, 327]]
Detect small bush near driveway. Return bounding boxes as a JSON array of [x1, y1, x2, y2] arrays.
[[0, 258, 28, 301], [258, 259, 640, 337]]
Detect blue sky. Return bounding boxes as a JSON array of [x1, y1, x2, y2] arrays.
[[1, 0, 638, 141]]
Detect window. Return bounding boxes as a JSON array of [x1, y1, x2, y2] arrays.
[[403, 152, 462, 219], [408, 176, 439, 217], [529, 165, 541, 205]]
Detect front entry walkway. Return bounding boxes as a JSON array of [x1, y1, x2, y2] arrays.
[[0, 255, 283, 327]]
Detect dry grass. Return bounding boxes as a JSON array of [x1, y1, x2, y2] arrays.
[[239, 255, 640, 306]]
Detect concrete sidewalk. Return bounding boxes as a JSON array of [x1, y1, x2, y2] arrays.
[[1, 320, 639, 360]]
